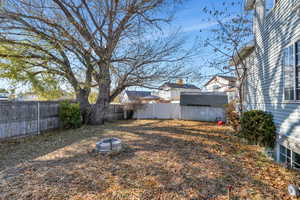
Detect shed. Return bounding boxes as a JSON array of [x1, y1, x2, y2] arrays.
[[180, 94, 228, 108]]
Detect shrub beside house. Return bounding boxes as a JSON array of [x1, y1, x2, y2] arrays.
[[240, 110, 276, 148]]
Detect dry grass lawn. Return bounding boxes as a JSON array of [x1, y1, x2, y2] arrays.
[[0, 120, 300, 200]]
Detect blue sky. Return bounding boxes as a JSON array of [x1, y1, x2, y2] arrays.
[[129, 0, 249, 92], [166, 0, 247, 86], [0, 0, 251, 93]]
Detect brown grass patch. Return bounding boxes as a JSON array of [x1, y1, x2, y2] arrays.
[[0, 120, 299, 200]]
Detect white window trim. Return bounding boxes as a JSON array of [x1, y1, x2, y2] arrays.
[[279, 144, 300, 170], [293, 43, 296, 100], [283, 40, 300, 102]]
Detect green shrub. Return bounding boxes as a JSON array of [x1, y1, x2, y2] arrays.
[[240, 110, 276, 148], [225, 102, 240, 131], [59, 101, 82, 129]]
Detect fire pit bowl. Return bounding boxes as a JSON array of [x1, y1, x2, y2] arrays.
[[96, 137, 123, 153]]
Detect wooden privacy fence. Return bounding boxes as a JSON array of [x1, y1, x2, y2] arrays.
[[0, 101, 59, 139], [0, 101, 124, 140]]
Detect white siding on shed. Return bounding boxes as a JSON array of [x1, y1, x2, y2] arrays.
[[180, 106, 225, 122], [133, 103, 181, 119], [133, 103, 226, 122]]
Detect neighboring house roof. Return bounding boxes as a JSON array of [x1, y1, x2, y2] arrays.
[[204, 75, 237, 87], [180, 93, 228, 107], [160, 82, 199, 90], [125, 91, 151, 101]]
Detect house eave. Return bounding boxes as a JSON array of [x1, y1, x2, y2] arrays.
[[203, 76, 217, 87], [229, 44, 255, 66], [245, 0, 255, 10]]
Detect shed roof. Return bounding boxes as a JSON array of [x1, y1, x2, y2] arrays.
[[180, 93, 228, 107]]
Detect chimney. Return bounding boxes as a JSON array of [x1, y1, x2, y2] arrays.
[[177, 79, 184, 85]]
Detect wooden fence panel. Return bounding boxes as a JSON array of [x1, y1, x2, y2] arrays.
[[0, 101, 124, 140]]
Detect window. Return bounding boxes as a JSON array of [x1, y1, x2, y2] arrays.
[[296, 41, 300, 99], [283, 46, 295, 100], [293, 151, 300, 169], [280, 145, 287, 163], [283, 41, 300, 101], [279, 145, 300, 169]]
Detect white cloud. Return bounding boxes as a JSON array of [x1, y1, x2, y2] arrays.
[[181, 21, 218, 33]]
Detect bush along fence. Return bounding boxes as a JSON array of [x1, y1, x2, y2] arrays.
[[59, 101, 82, 129], [0, 101, 124, 140]]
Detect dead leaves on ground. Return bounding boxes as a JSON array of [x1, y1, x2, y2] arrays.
[[0, 120, 300, 200]]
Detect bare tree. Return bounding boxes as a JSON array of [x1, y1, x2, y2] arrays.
[[201, 1, 253, 114], [0, 0, 194, 124]]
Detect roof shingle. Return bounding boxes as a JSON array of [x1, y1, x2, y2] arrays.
[[125, 91, 151, 101], [160, 82, 199, 89]]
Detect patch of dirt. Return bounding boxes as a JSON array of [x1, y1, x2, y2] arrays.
[[0, 120, 299, 200]]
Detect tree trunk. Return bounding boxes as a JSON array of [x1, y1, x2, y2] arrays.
[[76, 89, 91, 124], [238, 86, 243, 115], [89, 65, 111, 125], [237, 75, 246, 116]]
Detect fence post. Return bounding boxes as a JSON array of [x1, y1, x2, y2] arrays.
[[37, 101, 40, 134]]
